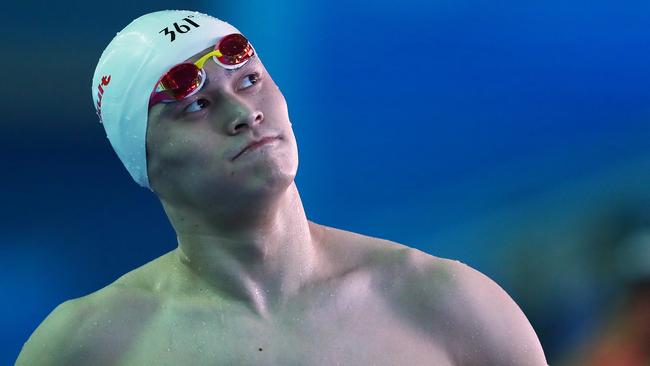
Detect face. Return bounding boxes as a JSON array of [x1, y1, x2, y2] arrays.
[[145, 44, 299, 211]]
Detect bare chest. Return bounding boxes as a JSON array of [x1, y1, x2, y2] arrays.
[[101, 272, 454, 365]]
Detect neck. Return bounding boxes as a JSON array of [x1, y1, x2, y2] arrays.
[[162, 182, 323, 318]]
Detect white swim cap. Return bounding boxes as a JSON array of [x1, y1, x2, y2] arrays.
[[91, 10, 242, 190]]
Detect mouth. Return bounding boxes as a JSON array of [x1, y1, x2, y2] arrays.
[[232, 135, 281, 160]]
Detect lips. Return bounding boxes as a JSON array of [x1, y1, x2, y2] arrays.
[[232, 135, 280, 160]]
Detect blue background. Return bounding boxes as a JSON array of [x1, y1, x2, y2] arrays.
[[3, 0, 649, 364]]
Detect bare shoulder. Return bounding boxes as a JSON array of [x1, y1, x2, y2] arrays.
[[313, 225, 548, 365], [15, 297, 92, 366], [15, 256, 168, 366], [389, 247, 549, 366]]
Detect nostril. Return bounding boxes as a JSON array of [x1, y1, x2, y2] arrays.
[[234, 122, 248, 131], [255, 111, 264, 123]]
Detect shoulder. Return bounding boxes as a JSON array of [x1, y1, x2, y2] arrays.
[[324, 230, 549, 366], [15, 297, 95, 365], [16, 259, 166, 365], [394, 248, 549, 366]]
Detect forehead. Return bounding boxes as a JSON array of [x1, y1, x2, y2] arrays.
[[186, 44, 216, 63]]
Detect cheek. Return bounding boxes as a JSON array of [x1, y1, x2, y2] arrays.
[[264, 91, 289, 121], [148, 130, 204, 178]]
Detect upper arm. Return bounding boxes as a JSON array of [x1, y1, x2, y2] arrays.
[[15, 299, 86, 366], [444, 260, 549, 366]]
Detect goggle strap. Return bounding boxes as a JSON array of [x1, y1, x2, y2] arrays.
[[148, 34, 253, 109], [195, 49, 222, 69]]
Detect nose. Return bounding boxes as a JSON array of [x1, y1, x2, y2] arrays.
[[225, 96, 264, 135]]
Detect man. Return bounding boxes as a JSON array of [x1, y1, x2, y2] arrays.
[[16, 10, 548, 365]]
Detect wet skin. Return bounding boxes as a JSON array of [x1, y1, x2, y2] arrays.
[[16, 44, 548, 365]]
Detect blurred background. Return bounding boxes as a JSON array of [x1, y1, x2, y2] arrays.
[[3, 0, 649, 364]]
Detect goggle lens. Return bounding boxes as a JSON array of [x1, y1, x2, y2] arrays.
[[149, 33, 254, 108], [215, 33, 254, 66], [159, 63, 203, 100]]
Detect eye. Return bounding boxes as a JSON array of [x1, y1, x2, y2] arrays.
[[184, 98, 210, 113], [239, 73, 261, 90], [181, 73, 260, 114]]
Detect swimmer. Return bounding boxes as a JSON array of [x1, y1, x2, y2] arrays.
[[16, 10, 548, 365]]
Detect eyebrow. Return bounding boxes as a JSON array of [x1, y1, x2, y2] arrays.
[[204, 55, 258, 87]]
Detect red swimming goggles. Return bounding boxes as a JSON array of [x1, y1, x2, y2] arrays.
[[148, 33, 255, 109]]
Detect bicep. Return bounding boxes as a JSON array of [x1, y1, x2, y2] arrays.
[[15, 299, 85, 366]]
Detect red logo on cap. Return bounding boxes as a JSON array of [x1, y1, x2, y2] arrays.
[[96, 75, 111, 123]]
